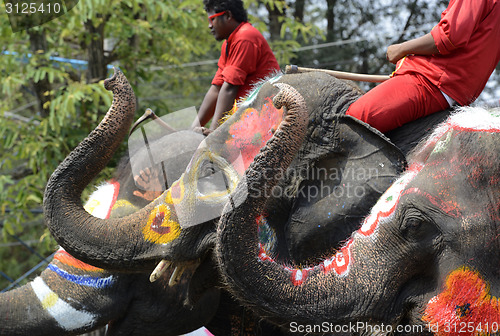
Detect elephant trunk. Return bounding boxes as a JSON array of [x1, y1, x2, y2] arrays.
[[0, 284, 69, 335], [0, 275, 113, 336], [216, 84, 390, 326], [43, 67, 147, 269]]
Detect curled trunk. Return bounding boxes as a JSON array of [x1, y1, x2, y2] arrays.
[[43, 67, 149, 269], [216, 84, 400, 326]]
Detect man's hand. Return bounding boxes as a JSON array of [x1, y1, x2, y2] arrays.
[[386, 43, 406, 64], [192, 126, 213, 136], [210, 82, 239, 131], [386, 33, 438, 65]]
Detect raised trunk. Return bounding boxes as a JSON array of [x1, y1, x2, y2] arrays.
[[216, 85, 401, 325], [43, 67, 148, 269]]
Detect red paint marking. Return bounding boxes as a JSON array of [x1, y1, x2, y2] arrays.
[[54, 249, 104, 272], [105, 180, 120, 219], [402, 188, 461, 218], [321, 239, 353, 276], [227, 98, 284, 170], [423, 267, 500, 336], [151, 212, 171, 235]]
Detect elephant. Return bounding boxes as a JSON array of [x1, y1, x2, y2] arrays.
[[215, 84, 500, 335], [0, 125, 223, 335], [0, 69, 299, 336], [6, 67, 457, 335]]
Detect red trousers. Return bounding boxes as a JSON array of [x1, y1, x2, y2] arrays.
[[346, 73, 449, 133]]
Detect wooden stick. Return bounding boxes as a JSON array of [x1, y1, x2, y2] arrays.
[[129, 108, 176, 136], [285, 65, 390, 83]]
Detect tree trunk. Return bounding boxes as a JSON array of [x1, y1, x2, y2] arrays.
[[294, 0, 305, 23], [28, 29, 52, 118], [84, 19, 107, 84], [325, 0, 337, 41], [265, 1, 285, 41]]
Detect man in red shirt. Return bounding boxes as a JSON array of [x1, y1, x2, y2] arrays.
[[346, 0, 500, 133], [192, 0, 280, 131]]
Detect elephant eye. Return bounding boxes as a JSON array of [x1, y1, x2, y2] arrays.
[[192, 152, 240, 205], [402, 217, 422, 232], [197, 161, 230, 196], [199, 161, 218, 178], [400, 209, 439, 242]]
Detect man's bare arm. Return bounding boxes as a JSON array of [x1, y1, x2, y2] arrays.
[[209, 82, 239, 130], [192, 84, 220, 128], [386, 33, 439, 64]]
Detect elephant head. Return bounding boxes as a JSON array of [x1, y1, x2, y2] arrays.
[[216, 106, 500, 333]]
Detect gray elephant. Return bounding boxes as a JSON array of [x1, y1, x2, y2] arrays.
[[0, 72, 285, 335], [0, 126, 222, 335], [215, 83, 500, 335], [12, 68, 455, 335]]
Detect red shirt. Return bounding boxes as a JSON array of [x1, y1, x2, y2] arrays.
[[393, 0, 500, 106], [212, 22, 280, 99]]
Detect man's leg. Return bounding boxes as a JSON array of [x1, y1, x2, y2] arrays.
[[346, 73, 449, 133]]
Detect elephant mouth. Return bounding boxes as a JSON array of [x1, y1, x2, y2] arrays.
[[150, 252, 221, 309], [150, 259, 201, 285]]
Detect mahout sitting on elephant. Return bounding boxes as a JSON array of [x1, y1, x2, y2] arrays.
[[216, 86, 500, 335], [3, 67, 457, 335]]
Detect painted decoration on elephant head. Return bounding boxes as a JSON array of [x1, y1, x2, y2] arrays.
[[423, 267, 500, 336], [357, 165, 422, 237], [228, 97, 284, 172], [143, 203, 181, 244]]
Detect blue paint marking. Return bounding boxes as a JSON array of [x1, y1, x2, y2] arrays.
[[48, 264, 115, 288]]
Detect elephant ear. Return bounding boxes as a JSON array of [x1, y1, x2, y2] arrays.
[[285, 115, 406, 262]]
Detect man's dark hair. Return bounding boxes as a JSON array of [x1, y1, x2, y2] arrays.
[[203, 0, 248, 23]]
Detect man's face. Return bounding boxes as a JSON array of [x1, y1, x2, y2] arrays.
[[207, 10, 232, 41]]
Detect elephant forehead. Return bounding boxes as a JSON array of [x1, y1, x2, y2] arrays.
[[411, 107, 500, 164], [226, 98, 284, 171], [400, 109, 500, 216]]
